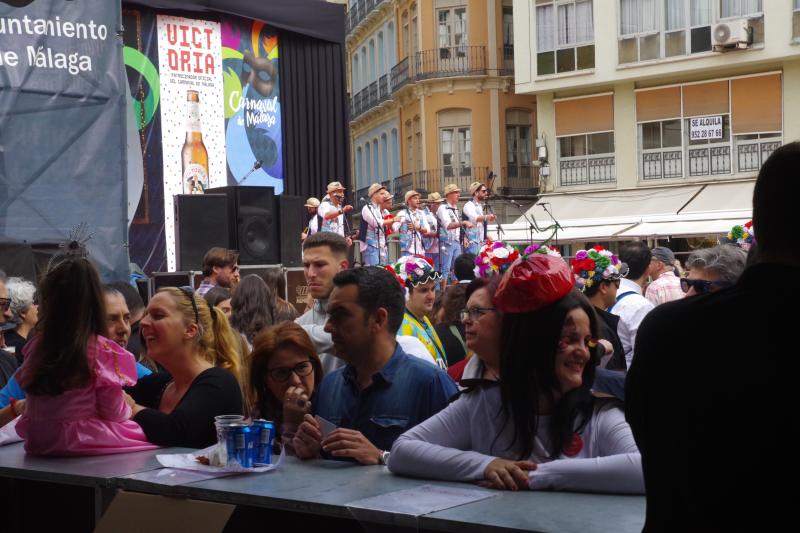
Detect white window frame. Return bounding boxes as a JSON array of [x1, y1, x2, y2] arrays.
[[437, 6, 468, 57], [556, 130, 616, 186], [718, 0, 762, 21], [638, 118, 685, 180], [793, 0, 800, 41], [535, 0, 595, 76], [440, 126, 472, 177]]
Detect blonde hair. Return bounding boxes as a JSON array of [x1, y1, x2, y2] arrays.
[[155, 287, 243, 384]]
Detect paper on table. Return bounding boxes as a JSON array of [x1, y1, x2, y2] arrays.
[[123, 466, 237, 486], [345, 484, 497, 516], [0, 417, 23, 446], [156, 445, 284, 474]]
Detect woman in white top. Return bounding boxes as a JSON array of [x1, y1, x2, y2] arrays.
[[388, 255, 643, 494]]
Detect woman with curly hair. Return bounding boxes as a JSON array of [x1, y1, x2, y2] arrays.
[[230, 274, 274, 349]]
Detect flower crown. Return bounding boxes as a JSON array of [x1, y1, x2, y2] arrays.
[[569, 245, 621, 292], [474, 240, 520, 278], [523, 243, 562, 258], [727, 220, 754, 250], [385, 255, 441, 288]]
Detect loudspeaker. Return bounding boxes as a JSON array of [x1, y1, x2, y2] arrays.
[[175, 194, 230, 271], [279, 195, 304, 267], [151, 271, 204, 291], [207, 186, 279, 265]]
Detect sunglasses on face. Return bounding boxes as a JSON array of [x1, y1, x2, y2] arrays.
[[268, 360, 314, 382], [680, 278, 730, 294]]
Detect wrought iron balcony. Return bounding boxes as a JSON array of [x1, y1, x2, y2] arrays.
[[346, 0, 388, 35], [497, 165, 539, 196], [415, 46, 487, 80], [390, 57, 411, 93], [559, 156, 616, 186], [500, 45, 514, 76]]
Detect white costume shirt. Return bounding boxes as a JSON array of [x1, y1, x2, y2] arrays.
[[437, 203, 461, 244], [610, 278, 655, 369], [317, 201, 345, 236], [462, 199, 485, 243], [394, 207, 429, 256]]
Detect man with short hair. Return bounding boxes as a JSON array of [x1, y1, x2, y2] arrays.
[[626, 141, 800, 533], [197, 247, 239, 296], [301, 197, 320, 242], [318, 181, 354, 246], [610, 242, 655, 369], [453, 252, 477, 284], [293, 267, 457, 465], [360, 183, 393, 266], [394, 190, 431, 257], [108, 281, 146, 359], [462, 182, 495, 254], [437, 184, 469, 286], [296, 232, 350, 374], [644, 246, 684, 306]]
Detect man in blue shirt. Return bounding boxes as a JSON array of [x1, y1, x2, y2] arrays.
[[293, 266, 457, 465]]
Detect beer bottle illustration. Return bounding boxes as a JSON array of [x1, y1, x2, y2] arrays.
[[182, 90, 209, 194]]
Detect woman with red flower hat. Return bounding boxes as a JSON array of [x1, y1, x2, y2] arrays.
[[387, 254, 643, 494]]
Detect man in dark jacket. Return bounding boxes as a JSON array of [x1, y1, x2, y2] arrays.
[[626, 142, 800, 532]]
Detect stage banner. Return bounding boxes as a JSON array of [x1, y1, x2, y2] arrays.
[[221, 16, 283, 191], [156, 14, 225, 271], [0, 0, 130, 281]]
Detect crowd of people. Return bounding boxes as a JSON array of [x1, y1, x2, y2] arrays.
[[0, 142, 796, 531]]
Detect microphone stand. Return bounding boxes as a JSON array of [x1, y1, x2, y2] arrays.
[[239, 160, 263, 184], [539, 202, 562, 246], [484, 196, 503, 240]]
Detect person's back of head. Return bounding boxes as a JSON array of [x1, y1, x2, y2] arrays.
[[332, 266, 405, 335], [454, 253, 476, 281], [203, 286, 232, 308], [619, 242, 652, 282], [107, 281, 145, 321], [201, 247, 239, 277], [20, 257, 105, 395], [753, 141, 800, 264], [440, 284, 467, 325], [263, 268, 287, 301], [231, 274, 274, 342]]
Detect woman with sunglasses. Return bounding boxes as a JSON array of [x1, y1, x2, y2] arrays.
[[125, 287, 244, 448], [682, 245, 747, 297], [246, 322, 322, 453], [388, 255, 643, 493]]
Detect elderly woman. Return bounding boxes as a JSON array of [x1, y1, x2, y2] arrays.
[[388, 255, 643, 494], [682, 245, 747, 296], [5, 277, 38, 364], [247, 322, 322, 452]]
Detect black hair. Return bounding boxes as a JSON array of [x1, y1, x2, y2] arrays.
[[454, 253, 477, 281], [107, 281, 145, 315], [498, 290, 600, 460], [302, 231, 348, 257], [583, 279, 617, 298], [753, 141, 800, 257], [332, 266, 405, 332], [203, 286, 233, 308], [619, 242, 652, 281]]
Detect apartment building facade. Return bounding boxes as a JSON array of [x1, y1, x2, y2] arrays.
[[508, 0, 800, 253], [346, 0, 539, 210]]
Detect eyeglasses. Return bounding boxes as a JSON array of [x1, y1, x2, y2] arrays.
[[0, 298, 10, 312], [178, 286, 200, 325], [680, 278, 731, 294], [459, 307, 498, 323], [268, 360, 314, 382]]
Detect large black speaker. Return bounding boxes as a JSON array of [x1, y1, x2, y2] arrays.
[[206, 186, 279, 265], [174, 194, 230, 271], [279, 195, 304, 267]]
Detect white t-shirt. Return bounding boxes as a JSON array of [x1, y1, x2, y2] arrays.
[[424, 208, 439, 255], [610, 278, 655, 369], [462, 199, 485, 243], [360, 202, 388, 253], [317, 201, 344, 236], [437, 203, 461, 243]]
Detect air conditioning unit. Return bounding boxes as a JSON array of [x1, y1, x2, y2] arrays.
[[712, 18, 752, 50]]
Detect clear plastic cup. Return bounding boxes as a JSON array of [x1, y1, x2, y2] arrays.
[[214, 415, 245, 465]]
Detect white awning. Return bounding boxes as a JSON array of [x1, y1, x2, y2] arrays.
[[496, 181, 754, 244]]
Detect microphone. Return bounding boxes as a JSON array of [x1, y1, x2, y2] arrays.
[[240, 160, 264, 184]]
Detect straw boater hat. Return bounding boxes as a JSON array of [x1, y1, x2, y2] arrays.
[[426, 192, 444, 203], [404, 190, 421, 203], [469, 181, 484, 195], [368, 183, 386, 198], [304, 197, 320, 208], [443, 183, 460, 196], [326, 181, 346, 194]]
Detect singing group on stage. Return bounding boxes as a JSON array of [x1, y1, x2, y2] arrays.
[[301, 180, 497, 285]]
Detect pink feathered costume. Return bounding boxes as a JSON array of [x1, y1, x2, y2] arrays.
[[16, 335, 158, 456]]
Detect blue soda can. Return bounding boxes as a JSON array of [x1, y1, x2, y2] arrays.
[[226, 422, 254, 468], [251, 419, 275, 465]]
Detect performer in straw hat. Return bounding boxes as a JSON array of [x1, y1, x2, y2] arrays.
[[393, 190, 431, 258], [301, 197, 320, 243], [462, 181, 496, 255], [318, 181, 353, 246], [360, 183, 395, 265], [423, 192, 445, 274]]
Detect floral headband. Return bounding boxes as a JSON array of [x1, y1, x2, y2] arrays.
[[727, 220, 754, 251], [474, 240, 520, 278], [569, 246, 621, 292], [523, 243, 562, 258], [385, 255, 441, 288]]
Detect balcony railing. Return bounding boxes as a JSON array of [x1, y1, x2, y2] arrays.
[[642, 149, 683, 180], [392, 173, 414, 202], [500, 45, 514, 76], [378, 74, 389, 103], [412, 167, 491, 198], [737, 139, 780, 173], [497, 165, 539, 196], [415, 46, 487, 80], [560, 156, 616, 186], [346, 0, 388, 35], [688, 145, 730, 177], [390, 57, 411, 93]]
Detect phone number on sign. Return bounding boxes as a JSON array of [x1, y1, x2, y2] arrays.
[[690, 129, 723, 140]]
